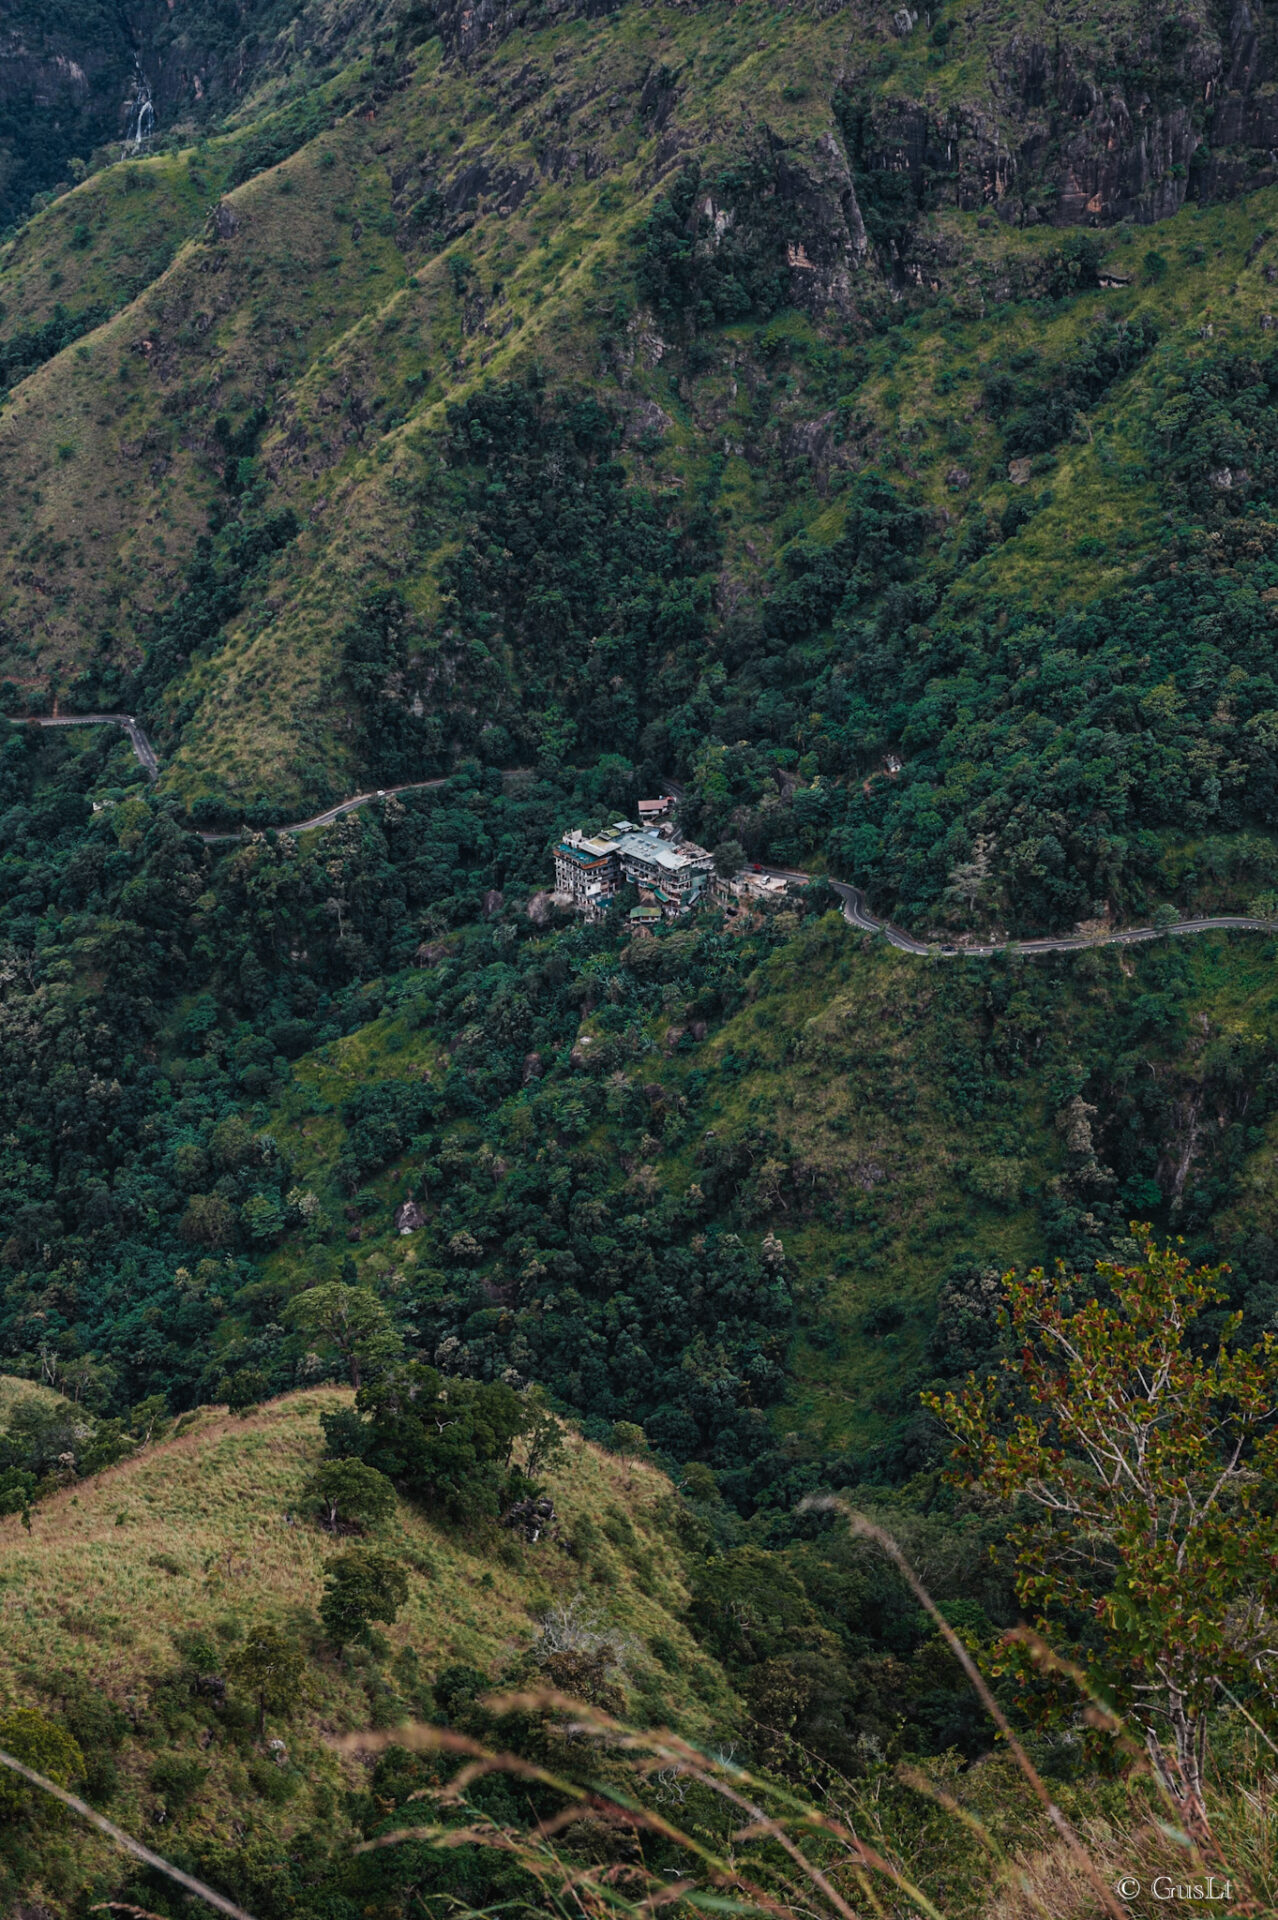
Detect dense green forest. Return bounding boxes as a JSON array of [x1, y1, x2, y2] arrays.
[[5, 709, 1278, 1912], [5, 0, 1278, 1912]]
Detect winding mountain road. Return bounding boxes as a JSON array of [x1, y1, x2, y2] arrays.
[[10, 714, 451, 844], [197, 778, 454, 844], [24, 711, 160, 779], [12, 713, 1278, 957], [772, 871, 1278, 959]]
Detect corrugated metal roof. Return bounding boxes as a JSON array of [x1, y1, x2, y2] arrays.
[[616, 829, 709, 873]]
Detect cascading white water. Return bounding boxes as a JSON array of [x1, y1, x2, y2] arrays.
[[123, 65, 155, 154]]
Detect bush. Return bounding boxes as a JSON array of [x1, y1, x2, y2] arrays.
[[228, 1367, 269, 1413], [0, 1466, 36, 1527], [321, 1549, 410, 1647], [0, 1708, 84, 1817], [150, 1751, 208, 1811]]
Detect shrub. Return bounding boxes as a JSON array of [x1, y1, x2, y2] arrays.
[[0, 1708, 84, 1817], [321, 1549, 410, 1647], [150, 1751, 208, 1810], [227, 1367, 269, 1413]]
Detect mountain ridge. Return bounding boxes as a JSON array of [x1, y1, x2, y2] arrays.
[[8, 3, 1278, 916], [0, 1383, 735, 1912]]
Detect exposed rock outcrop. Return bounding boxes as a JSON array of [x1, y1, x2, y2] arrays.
[[843, 1, 1278, 237]]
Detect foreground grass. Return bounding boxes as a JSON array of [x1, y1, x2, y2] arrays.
[[0, 1387, 734, 1912]]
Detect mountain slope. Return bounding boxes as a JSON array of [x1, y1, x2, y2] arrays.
[[2, 0, 1278, 935], [0, 1385, 733, 1914], [0, 0, 406, 234], [10, 12, 1278, 1886]]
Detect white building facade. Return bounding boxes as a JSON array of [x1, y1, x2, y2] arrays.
[[553, 821, 714, 920]]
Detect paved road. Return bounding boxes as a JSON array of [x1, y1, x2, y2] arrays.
[[198, 778, 453, 843], [795, 874, 1278, 960], [13, 714, 1277, 955], [18, 711, 160, 779], [6, 715, 456, 840]]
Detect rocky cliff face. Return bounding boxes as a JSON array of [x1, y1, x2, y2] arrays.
[[841, 0, 1278, 240], [11, 0, 1278, 245], [406, 0, 1278, 328], [0, 0, 398, 231], [0, 1, 232, 229], [0, 8, 136, 228]]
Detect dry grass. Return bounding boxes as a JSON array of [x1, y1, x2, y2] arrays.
[[0, 1388, 715, 1699], [0, 1372, 65, 1418], [325, 1698, 1278, 1920], [0, 1387, 733, 1910], [978, 1788, 1278, 1920], [5, 1452, 1275, 1920]]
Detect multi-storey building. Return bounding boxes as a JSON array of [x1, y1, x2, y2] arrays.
[[553, 825, 625, 919], [552, 820, 715, 920]]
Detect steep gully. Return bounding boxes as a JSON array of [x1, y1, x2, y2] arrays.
[[20, 714, 1278, 959]]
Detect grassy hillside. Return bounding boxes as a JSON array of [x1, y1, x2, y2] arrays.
[[0, 1385, 734, 1914], [2, 0, 1278, 929]]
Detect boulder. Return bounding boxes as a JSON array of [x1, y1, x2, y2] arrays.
[[501, 1493, 558, 1543], [394, 1197, 426, 1234]]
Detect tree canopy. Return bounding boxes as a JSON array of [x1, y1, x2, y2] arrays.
[[929, 1234, 1278, 1833]]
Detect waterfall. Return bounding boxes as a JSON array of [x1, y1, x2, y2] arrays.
[[123, 64, 155, 155]]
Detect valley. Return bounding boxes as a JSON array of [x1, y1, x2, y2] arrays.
[[4, 1, 1278, 1915]]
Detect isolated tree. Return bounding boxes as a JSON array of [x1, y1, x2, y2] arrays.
[[321, 1548, 409, 1647], [329, 1360, 532, 1523], [532, 1595, 628, 1710], [283, 1282, 402, 1388], [129, 1393, 171, 1446], [609, 1421, 647, 1487], [227, 1624, 307, 1737], [927, 1234, 1278, 1838], [305, 1457, 396, 1533], [524, 1391, 565, 1478]]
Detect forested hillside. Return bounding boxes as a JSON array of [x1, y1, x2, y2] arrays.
[[5, 0, 1278, 929], [5, 0, 1278, 1914]]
